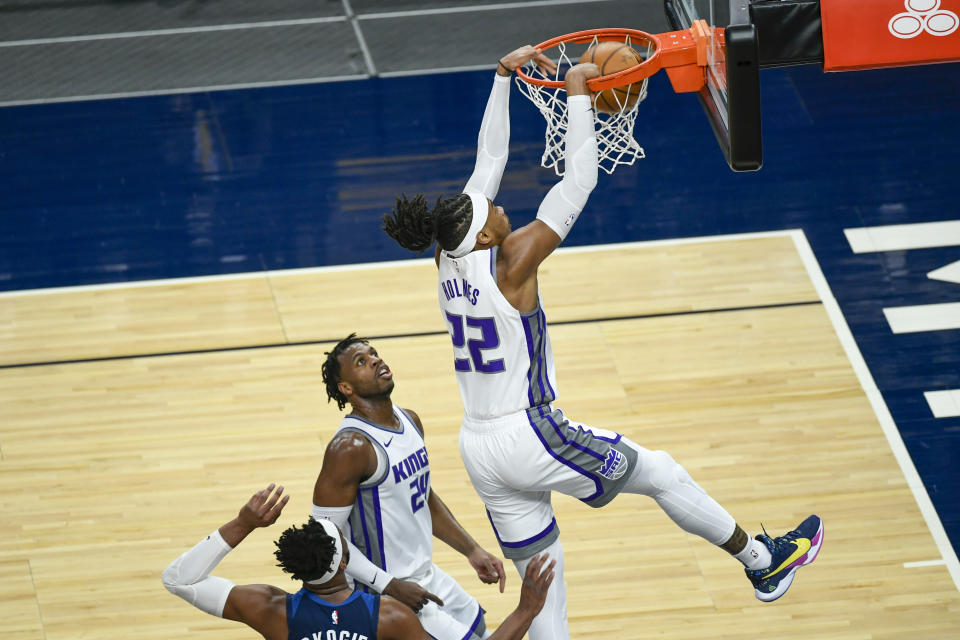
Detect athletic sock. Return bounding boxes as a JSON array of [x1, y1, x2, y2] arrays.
[[734, 536, 772, 570]]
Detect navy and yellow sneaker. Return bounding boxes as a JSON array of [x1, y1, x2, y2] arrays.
[[746, 514, 823, 602]]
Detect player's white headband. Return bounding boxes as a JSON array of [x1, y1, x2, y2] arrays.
[[306, 518, 344, 585], [447, 190, 490, 258]]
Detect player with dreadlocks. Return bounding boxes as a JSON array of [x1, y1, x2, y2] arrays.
[[382, 44, 824, 640], [162, 483, 555, 640], [313, 333, 507, 640]]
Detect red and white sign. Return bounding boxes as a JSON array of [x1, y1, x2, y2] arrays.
[[822, 0, 960, 70]]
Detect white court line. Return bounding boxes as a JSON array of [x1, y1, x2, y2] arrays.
[[0, 63, 516, 106], [929, 259, 960, 284], [342, 0, 377, 77], [884, 302, 960, 333], [904, 559, 947, 568], [845, 220, 960, 253], [925, 389, 960, 418], [0, 0, 618, 48], [0, 16, 347, 47], [0, 230, 797, 298], [791, 229, 960, 590], [358, 0, 619, 20], [380, 63, 502, 78], [0, 75, 369, 108]]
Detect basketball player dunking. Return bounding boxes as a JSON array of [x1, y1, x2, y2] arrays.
[[312, 334, 507, 640], [383, 46, 824, 639]]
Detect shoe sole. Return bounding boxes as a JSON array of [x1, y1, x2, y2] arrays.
[[755, 516, 824, 603]]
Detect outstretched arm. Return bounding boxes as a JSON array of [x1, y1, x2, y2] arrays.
[[498, 63, 600, 309], [161, 484, 290, 637], [378, 554, 555, 640], [464, 46, 557, 199]]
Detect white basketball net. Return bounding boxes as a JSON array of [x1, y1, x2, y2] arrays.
[[516, 36, 653, 176]]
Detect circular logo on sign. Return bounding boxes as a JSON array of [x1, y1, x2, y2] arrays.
[[889, 0, 959, 38]]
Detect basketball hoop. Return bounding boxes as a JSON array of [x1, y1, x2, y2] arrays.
[[516, 23, 711, 175]]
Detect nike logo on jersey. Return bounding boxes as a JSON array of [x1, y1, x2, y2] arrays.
[[383, 437, 393, 448]]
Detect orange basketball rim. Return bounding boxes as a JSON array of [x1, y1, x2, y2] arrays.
[[516, 20, 713, 94]]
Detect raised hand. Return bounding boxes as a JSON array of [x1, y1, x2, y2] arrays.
[[238, 483, 290, 530], [383, 577, 445, 613], [498, 45, 558, 77]]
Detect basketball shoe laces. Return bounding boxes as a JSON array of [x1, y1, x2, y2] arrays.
[[756, 522, 799, 555]]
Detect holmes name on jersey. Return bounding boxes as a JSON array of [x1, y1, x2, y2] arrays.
[[440, 278, 480, 305]]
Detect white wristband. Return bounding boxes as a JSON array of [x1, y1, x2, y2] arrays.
[[312, 504, 395, 593]]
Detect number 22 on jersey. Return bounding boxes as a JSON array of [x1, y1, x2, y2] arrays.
[[444, 312, 506, 373]]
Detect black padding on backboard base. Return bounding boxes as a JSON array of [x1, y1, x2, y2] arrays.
[[749, 0, 824, 68], [724, 24, 763, 171]]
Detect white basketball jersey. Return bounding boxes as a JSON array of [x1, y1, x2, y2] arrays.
[[438, 247, 558, 420], [337, 407, 433, 581]]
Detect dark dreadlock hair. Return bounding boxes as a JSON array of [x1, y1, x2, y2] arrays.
[[274, 518, 339, 583], [382, 193, 474, 254], [321, 333, 369, 410]]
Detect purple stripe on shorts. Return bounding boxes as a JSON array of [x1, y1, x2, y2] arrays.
[[528, 408, 603, 501], [460, 605, 485, 640], [542, 407, 605, 461], [486, 509, 558, 548], [565, 420, 622, 444]]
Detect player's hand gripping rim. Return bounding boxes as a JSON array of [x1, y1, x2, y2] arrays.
[[498, 45, 557, 77]]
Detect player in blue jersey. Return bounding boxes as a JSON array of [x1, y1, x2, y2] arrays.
[[162, 483, 555, 640], [312, 334, 506, 639], [383, 46, 823, 639]]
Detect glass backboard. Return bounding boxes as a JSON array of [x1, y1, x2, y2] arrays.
[[663, 0, 762, 171]]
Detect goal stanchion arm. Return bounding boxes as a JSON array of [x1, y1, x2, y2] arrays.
[[655, 20, 712, 93]]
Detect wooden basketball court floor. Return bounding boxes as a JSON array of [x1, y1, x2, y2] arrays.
[[2, 231, 958, 639]]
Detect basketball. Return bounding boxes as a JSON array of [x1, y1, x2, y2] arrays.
[[579, 41, 644, 114]]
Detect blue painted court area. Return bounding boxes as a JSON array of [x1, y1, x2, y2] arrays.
[[1, 62, 958, 555]]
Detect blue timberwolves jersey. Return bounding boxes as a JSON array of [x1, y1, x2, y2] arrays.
[[286, 588, 379, 640]]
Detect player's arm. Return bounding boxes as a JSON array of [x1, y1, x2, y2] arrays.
[[312, 433, 394, 591], [498, 63, 600, 304], [379, 554, 556, 640], [464, 46, 556, 200], [312, 430, 443, 611], [405, 408, 507, 593], [162, 484, 290, 640]]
